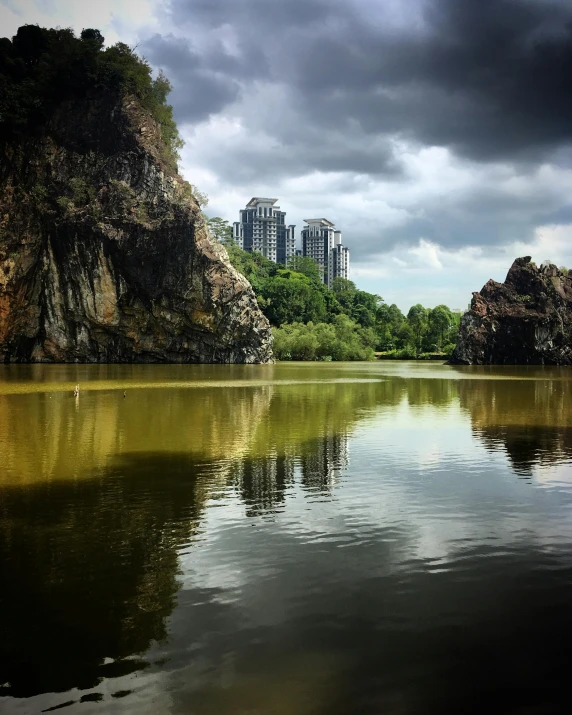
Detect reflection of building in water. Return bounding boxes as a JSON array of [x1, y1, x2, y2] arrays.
[[300, 433, 349, 492], [231, 433, 349, 515], [234, 455, 295, 517]]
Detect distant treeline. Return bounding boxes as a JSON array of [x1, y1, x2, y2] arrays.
[[218, 231, 461, 361]]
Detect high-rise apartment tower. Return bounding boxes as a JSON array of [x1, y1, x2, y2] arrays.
[[233, 198, 296, 264], [301, 218, 350, 287]]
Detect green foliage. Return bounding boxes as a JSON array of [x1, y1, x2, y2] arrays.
[[0, 25, 183, 168], [273, 315, 376, 361], [224, 243, 279, 293], [407, 304, 428, 354], [225, 244, 340, 325], [56, 196, 73, 212], [225, 243, 461, 360], [104, 179, 147, 222], [69, 177, 96, 206], [30, 184, 48, 204], [207, 216, 233, 244], [287, 255, 323, 283], [190, 185, 208, 208], [427, 304, 454, 350], [177, 182, 208, 209]]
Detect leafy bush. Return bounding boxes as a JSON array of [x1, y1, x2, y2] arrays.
[[273, 315, 376, 361]]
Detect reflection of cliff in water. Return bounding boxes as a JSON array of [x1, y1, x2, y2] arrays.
[[0, 371, 471, 699], [458, 378, 572, 474], [0, 452, 211, 698], [0, 378, 400, 698]]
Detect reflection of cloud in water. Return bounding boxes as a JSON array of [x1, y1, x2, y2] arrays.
[[155, 531, 572, 715]]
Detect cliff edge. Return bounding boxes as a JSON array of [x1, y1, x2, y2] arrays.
[[450, 257, 572, 365], [0, 27, 272, 363]]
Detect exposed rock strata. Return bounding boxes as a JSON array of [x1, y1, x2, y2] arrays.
[[0, 94, 273, 363], [451, 257, 572, 365]]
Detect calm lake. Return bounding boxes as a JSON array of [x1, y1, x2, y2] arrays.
[[1, 362, 572, 714]]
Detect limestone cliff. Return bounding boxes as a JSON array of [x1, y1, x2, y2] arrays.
[[0, 93, 273, 363], [451, 257, 572, 365]]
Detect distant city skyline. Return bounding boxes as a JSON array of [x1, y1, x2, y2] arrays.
[[232, 199, 351, 287]]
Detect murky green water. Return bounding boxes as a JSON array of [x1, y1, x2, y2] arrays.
[[1, 362, 572, 714]]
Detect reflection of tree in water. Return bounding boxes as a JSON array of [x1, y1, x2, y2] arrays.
[[0, 385, 275, 486], [0, 453, 212, 698], [458, 378, 572, 474], [405, 378, 458, 407]]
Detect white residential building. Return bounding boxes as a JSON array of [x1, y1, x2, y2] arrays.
[[301, 218, 350, 287], [329, 242, 350, 285], [233, 198, 296, 264]]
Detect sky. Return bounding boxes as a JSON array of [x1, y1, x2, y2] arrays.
[[2, 0, 572, 311]]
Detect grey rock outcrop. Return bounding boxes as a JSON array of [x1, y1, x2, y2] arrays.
[[0, 94, 273, 363], [451, 257, 572, 365]]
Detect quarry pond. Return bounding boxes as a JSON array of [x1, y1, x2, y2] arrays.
[[2, 362, 572, 714]]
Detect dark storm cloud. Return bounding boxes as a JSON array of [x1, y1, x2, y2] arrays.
[[142, 0, 572, 262], [157, 0, 572, 162], [141, 34, 240, 122]]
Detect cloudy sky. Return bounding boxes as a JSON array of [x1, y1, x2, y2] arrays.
[[2, 0, 572, 310]]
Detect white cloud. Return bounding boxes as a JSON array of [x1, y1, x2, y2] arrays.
[[0, 0, 158, 45]]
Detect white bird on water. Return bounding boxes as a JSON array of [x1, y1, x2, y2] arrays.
[[73, 384, 79, 397]]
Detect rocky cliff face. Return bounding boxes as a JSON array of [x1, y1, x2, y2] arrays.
[[0, 93, 273, 363], [451, 257, 572, 365]]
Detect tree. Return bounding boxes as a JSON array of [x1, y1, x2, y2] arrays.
[[190, 185, 208, 208], [427, 305, 454, 350], [331, 277, 356, 294], [207, 216, 233, 244], [287, 255, 323, 282], [262, 273, 328, 325], [407, 304, 428, 355], [1, 25, 184, 168], [80, 28, 104, 50]]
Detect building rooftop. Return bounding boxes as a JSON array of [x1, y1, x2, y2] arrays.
[[247, 197, 279, 206], [303, 218, 335, 227]]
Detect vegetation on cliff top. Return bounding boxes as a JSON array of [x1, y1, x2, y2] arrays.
[[0, 24, 182, 169]]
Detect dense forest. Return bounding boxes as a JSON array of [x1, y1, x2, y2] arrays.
[[209, 218, 461, 361]]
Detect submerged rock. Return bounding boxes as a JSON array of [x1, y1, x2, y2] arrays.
[[450, 257, 572, 365], [0, 94, 273, 363]]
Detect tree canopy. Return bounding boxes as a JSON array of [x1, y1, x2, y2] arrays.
[[0, 24, 183, 168], [224, 244, 462, 360]]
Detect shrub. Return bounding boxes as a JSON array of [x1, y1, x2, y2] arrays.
[[273, 316, 375, 362]]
